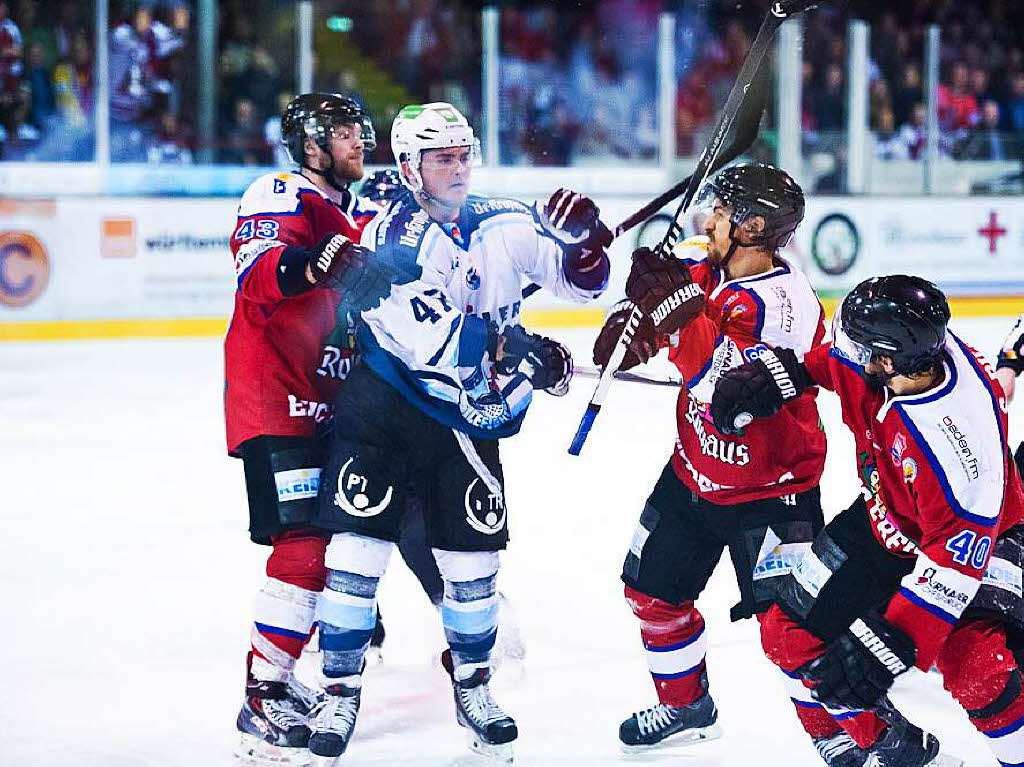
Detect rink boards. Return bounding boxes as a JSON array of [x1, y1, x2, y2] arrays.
[[1, 194, 1022, 341]]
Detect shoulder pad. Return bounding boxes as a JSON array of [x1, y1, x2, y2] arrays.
[[467, 196, 531, 220], [237, 172, 312, 216]]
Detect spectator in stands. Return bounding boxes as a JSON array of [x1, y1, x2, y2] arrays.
[[938, 61, 979, 132], [0, 0, 29, 143], [957, 100, 1016, 160], [969, 67, 998, 107], [24, 39, 50, 133], [220, 96, 269, 165], [1006, 72, 1024, 132], [895, 101, 929, 159], [869, 77, 894, 132], [815, 62, 845, 132], [109, 3, 155, 160], [146, 109, 192, 164], [262, 90, 293, 168], [53, 28, 92, 126], [892, 61, 923, 127], [875, 107, 909, 160]]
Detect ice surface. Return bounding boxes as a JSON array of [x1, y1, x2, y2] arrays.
[[1, 316, 1019, 766]]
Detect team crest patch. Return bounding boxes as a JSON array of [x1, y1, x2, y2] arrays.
[[464, 477, 506, 535], [902, 458, 918, 483], [891, 433, 907, 466], [334, 457, 393, 517], [466, 266, 481, 290]]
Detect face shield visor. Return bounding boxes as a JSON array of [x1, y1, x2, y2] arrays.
[[317, 116, 377, 152], [831, 312, 875, 367]]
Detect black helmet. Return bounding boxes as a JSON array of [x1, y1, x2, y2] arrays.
[[280, 93, 376, 165], [361, 168, 405, 204], [698, 163, 805, 250], [837, 275, 950, 375]]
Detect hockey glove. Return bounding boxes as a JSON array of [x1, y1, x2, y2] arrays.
[[625, 247, 705, 335], [498, 325, 573, 396], [799, 614, 916, 711], [301, 233, 393, 312], [710, 348, 812, 436], [592, 300, 659, 372], [538, 188, 613, 288], [998, 313, 1024, 374]]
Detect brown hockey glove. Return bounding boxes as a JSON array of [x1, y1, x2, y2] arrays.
[[625, 247, 705, 335], [592, 300, 659, 372]]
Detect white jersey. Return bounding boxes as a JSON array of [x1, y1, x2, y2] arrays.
[[357, 194, 606, 437]]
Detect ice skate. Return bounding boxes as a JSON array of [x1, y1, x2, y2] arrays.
[[452, 666, 517, 762], [307, 681, 361, 767], [618, 690, 722, 753], [863, 707, 963, 767], [235, 678, 313, 765], [814, 731, 869, 767]]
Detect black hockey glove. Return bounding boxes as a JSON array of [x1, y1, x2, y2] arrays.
[[998, 313, 1024, 374], [710, 348, 812, 436], [281, 233, 392, 312], [625, 247, 705, 335], [498, 325, 573, 396], [592, 300, 659, 372], [538, 188, 613, 285], [799, 614, 916, 711]]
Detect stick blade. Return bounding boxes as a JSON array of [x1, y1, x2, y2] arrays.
[[568, 403, 602, 456]]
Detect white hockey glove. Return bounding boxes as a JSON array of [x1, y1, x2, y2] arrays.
[[998, 313, 1024, 374]]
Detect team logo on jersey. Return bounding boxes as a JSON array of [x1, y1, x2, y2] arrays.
[[466, 266, 481, 290], [902, 458, 918, 483], [890, 433, 907, 465], [464, 477, 506, 535], [334, 457, 393, 517], [0, 230, 50, 307]]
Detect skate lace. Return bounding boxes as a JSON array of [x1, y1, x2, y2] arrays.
[[313, 694, 359, 736], [262, 698, 307, 730], [636, 704, 676, 736], [458, 682, 507, 726]]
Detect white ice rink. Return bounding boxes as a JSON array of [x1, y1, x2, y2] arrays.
[[4, 317, 1022, 767]]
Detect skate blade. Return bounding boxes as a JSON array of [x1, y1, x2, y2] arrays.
[[465, 732, 514, 763], [234, 733, 311, 766], [620, 722, 723, 754]]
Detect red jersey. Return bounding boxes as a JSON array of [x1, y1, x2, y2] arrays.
[[803, 334, 1024, 668], [665, 237, 827, 503], [224, 171, 378, 454]]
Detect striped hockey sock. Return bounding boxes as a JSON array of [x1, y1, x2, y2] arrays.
[[250, 578, 318, 682]]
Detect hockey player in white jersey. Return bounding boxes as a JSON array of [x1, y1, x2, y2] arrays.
[[306, 102, 611, 765]]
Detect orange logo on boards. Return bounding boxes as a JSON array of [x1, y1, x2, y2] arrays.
[[0, 230, 50, 308], [101, 217, 136, 258]]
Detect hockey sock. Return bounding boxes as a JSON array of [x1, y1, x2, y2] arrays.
[[938, 619, 1024, 765], [434, 549, 500, 679], [624, 585, 708, 707], [319, 533, 394, 682], [249, 531, 329, 683], [759, 605, 886, 748]]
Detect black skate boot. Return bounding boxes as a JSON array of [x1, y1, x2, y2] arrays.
[[235, 678, 313, 765], [452, 666, 517, 762], [307, 682, 361, 767], [618, 690, 722, 752], [814, 731, 869, 767], [864, 707, 963, 767]]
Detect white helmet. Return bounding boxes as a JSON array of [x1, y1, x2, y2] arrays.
[[391, 102, 481, 192]]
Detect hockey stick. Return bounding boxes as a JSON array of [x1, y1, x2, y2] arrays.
[[573, 364, 684, 389], [567, 0, 820, 456], [521, 71, 768, 303]]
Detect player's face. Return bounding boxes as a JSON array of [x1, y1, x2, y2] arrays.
[[703, 199, 735, 265], [419, 146, 473, 206], [325, 121, 367, 182]]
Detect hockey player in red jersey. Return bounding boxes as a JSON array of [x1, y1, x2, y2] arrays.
[[592, 164, 834, 751], [227, 93, 391, 765], [996, 313, 1024, 402], [713, 276, 1024, 766]]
